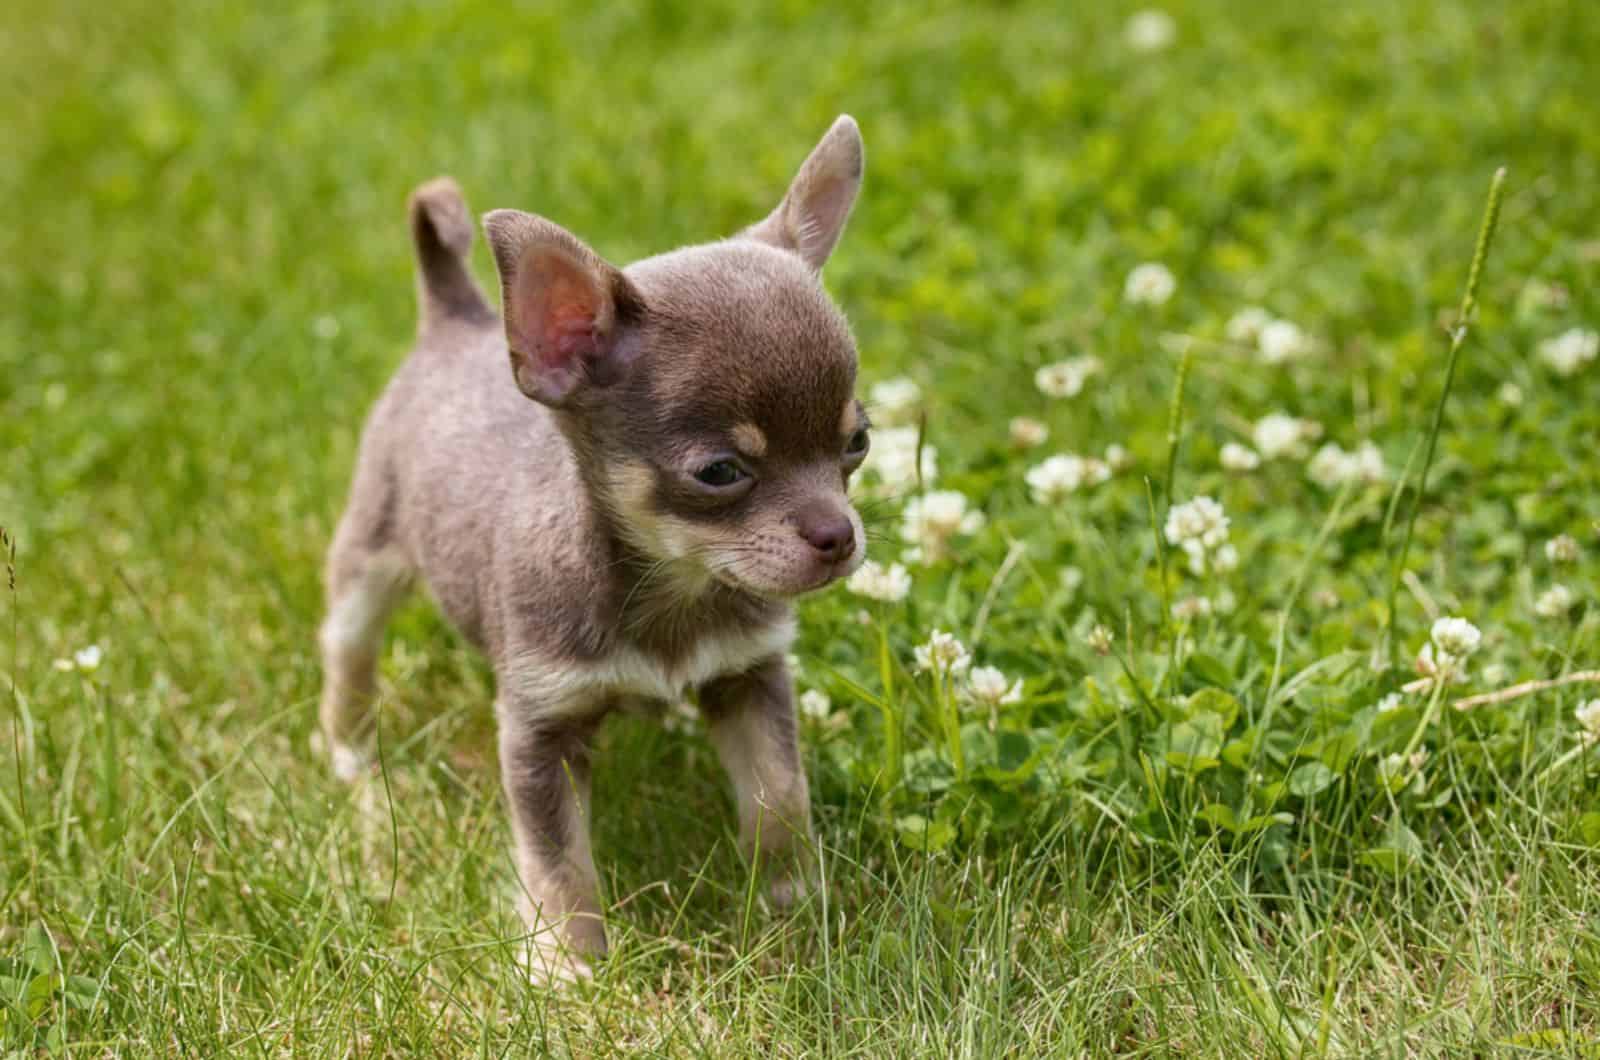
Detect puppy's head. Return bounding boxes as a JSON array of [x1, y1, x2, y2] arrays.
[[484, 116, 868, 598]]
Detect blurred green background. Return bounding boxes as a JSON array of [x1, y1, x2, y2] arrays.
[[3, 1, 1598, 1053], [5, 1, 1594, 596]]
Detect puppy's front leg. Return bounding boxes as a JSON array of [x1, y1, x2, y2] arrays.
[[700, 657, 814, 909], [496, 702, 606, 984]]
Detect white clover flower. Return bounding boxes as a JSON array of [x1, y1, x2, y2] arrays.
[[55, 644, 104, 673], [1124, 262, 1176, 306], [1164, 496, 1229, 550], [1172, 596, 1212, 620], [914, 629, 972, 676], [1086, 624, 1114, 656], [1418, 617, 1482, 685], [1481, 662, 1509, 686], [1104, 444, 1132, 472], [798, 689, 833, 721], [966, 665, 1023, 706], [1210, 542, 1240, 574], [1376, 692, 1404, 713], [1225, 306, 1273, 345], [847, 559, 912, 603], [1219, 442, 1261, 472], [1252, 412, 1321, 460], [1306, 441, 1386, 491], [1025, 454, 1109, 504], [797, 689, 848, 733], [1305, 444, 1351, 491], [869, 377, 923, 426], [1257, 319, 1312, 364], [1034, 356, 1102, 398], [1537, 327, 1598, 376], [1214, 587, 1238, 614], [900, 490, 983, 563], [1534, 584, 1576, 618], [1431, 616, 1482, 658], [1347, 441, 1387, 484], [1546, 534, 1580, 564], [1420, 614, 1478, 688], [1008, 416, 1049, 449], [863, 425, 937, 496], [1576, 700, 1600, 744], [1124, 9, 1176, 51], [1497, 381, 1524, 407]]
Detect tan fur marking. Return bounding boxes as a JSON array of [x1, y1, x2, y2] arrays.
[[731, 422, 768, 458], [606, 460, 678, 558], [607, 459, 655, 513], [605, 460, 723, 596]]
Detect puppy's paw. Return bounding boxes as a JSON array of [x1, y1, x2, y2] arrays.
[[767, 871, 815, 913], [329, 741, 374, 782], [518, 938, 595, 989]]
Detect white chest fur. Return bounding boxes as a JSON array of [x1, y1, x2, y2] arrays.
[[501, 617, 796, 715]]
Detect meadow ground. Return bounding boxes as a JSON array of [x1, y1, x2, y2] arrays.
[[4, 0, 1599, 1055]]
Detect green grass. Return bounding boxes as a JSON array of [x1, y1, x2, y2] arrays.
[[4, 0, 1600, 1054]]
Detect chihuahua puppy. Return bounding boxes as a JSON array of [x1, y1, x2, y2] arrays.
[[318, 117, 868, 982]]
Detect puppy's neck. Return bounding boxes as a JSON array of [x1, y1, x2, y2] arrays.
[[606, 536, 784, 663]]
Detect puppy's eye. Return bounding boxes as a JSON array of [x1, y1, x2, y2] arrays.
[[694, 460, 747, 488], [845, 429, 870, 457]]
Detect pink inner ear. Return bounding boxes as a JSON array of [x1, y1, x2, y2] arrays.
[[539, 274, 603, 366], [507, 248, 609, 400]]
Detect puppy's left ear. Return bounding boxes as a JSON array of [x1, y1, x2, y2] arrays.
[[743, 114, 864, 272]]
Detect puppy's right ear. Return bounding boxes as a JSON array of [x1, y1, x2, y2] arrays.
[[483, 210, 645, 407]]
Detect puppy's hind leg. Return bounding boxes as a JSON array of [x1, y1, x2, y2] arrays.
[[318, 495, 412, 781]]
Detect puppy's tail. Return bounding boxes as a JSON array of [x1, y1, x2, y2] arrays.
[[408, 177, 495, 335]]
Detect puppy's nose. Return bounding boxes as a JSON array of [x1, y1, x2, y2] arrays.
[[797, 511, 856, 563]]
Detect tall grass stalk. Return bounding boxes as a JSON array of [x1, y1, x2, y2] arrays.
[[1382, 167, 1507, 666], [1154, 341, 1192, 685], [939, 669, 965, 778], [3, 526, 25, 862], [1162, 340, 1193, 510], [876, 621, 900, 789]]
